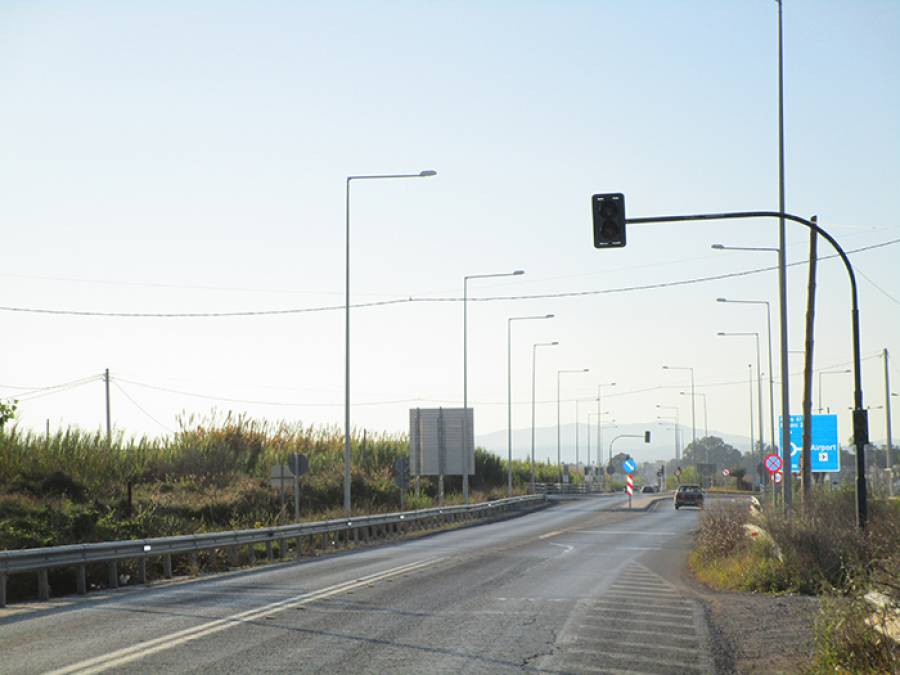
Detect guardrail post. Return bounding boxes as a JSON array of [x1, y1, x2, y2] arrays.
[[0, 573, 6, 608], [276, 540, 284, 559], [294, 536, 303, 559], [162, 555, 173, 579], [266, 541, 274, 561], [137, 557, 147, 585], [352, 527, 359, 544], [37, 569, 50, 601], [107, 561, 119, 589], [189, 551, 199, 573], [228, 546, 239, 567], [76, 564, 87, 594]]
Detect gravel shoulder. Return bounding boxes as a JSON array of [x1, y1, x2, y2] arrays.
[[682, 560, 821, 673]]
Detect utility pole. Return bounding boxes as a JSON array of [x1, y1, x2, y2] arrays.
[[104, 368, 111, 447], [886, 349, 894, 496], [775, 0, 793, 513], [801, 220, 818, 505]]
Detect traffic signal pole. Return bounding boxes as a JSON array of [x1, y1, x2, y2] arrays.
[[625, 209, 869, 528]]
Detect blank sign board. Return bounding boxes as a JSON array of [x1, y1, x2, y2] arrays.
[[409, 408, 474, 477]]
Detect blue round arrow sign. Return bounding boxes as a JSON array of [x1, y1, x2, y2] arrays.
[[623, 458, 636, 474]]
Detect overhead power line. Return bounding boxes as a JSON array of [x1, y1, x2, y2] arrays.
[[0, 238, 896, 318]]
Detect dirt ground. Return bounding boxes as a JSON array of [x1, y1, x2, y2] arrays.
[[686, 573, 822, 674]]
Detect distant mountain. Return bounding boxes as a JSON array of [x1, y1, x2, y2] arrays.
[[476, 422, 754, 465]]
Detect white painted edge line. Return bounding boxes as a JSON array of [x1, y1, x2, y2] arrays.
[[547, 542, 574, 554], [538, 529, 566, 539], [573, 530, 678, 536], [48, 558, 441, 675]]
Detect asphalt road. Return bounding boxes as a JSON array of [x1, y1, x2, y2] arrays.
[[0, 495, 716, 674]]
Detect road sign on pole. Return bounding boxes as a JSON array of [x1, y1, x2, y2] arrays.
[[773, 470, 784, 484], [626, 473, 634, 509], [623, 457, 636, 474], [765, 453, 783, 474]]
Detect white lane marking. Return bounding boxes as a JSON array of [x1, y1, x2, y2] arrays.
[[574, 530, 678, 536], [616, 546, 663, 551], [539, 529, 566, 539], [547, 542, 574, 554], [49, 558, 440, 675]]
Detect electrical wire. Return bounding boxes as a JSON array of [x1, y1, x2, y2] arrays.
[[0, 238, 897, 318], [857, 269, 900, 306], [5, 375, 104, 402], [112, 380, 175, 433]]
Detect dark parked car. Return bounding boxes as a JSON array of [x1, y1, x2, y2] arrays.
[[641, 485, 658, 494], [674, 484, 704, 510]]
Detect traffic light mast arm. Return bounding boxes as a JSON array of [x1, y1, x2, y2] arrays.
[[607, 432, 651, 463], [624, 207, 867, 527]]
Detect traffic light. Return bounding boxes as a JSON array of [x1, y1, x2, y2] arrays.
[[644, 431, 651, 443], [592, 193, 626, 248]]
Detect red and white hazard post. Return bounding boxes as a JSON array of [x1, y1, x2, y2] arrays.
[[626, 474, 634, 508]]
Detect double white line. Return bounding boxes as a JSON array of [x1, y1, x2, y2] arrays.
[[49, 558, 440, 675]]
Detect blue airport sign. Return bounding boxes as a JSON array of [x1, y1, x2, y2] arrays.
[[777, 414, 840, 472]]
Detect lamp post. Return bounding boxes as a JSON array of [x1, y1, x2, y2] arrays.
[[711, 241, 792, 510], [719, 332, 764, 461], [507, 314, 554, 497], [597, 382, 616, 472], [531, 341, 559, 491], [657, 416, 678, 462], [662, 366, 696, 447], [717, 297, 775, 452], [464, 269, 525, 504], [818, 369, 851, 414], [680, 391, 708, 438], [557, 369, 590, 484], [344, 169, 436, 514], [656, 404, 681, 460]]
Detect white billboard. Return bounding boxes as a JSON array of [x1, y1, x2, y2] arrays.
[[409, 408, 474, 477]]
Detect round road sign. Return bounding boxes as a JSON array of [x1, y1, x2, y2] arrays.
[[722, 468, 731, 477], [773, 470, 784, 484], [764, 453, 782, 474]]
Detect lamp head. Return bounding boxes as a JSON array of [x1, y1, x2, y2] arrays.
[[419, 170, 437, 177], [545, 314, 555, 318], [716, 297, 728, 302], [513, 270, 525, 276], [551, 341, 559, 346], [711, 244, 725, 250], [717, 332, 726, 336]]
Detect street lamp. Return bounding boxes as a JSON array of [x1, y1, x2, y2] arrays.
[[507, 314, 554, 497], [818, 369, 851, 414], [718, 331, 764, 461], [558, 368, 590, 484], [464, 269, 525, 504], [657, 417, 678, 462], [717, 297, 775, 453], [662, 366, 696, 447], [656, 405, 681, 460], [679, 391, 708, 438], [712, 241, 792, 509], [596, 382, 616, 472], [344, 169, 436, 513], [531, 341, 559, 490]]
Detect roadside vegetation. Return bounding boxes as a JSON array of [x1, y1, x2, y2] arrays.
[[1, 411, 579, 602], [690, 491, 899, 672], [0, 411, 572, 548]]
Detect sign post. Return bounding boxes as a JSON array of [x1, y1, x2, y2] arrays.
[[623, 457, 636, 508]]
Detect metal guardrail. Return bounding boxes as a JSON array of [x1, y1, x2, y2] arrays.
[[0, 495, 546, 608]]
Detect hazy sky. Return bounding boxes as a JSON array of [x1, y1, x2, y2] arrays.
[[2, 1, 898, 465]]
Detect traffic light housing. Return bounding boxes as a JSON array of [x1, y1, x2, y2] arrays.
[[592, 193, 626, 248], [644, 431, 651, 443]]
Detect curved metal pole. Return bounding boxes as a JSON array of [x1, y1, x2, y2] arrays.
[[628, 209, 868, 527]]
